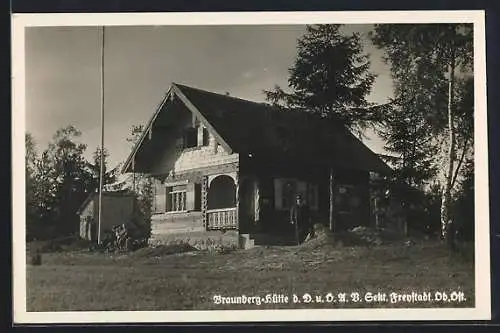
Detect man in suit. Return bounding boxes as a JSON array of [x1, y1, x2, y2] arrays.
[[290, 194, 314, 245]]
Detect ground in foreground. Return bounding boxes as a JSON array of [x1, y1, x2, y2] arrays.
[[26, 240, 474, 311]]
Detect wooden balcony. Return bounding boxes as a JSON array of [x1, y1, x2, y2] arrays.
[[207, 207, 238, 230]]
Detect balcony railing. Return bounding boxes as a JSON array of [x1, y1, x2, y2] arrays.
[[207, 207, 238, 230]]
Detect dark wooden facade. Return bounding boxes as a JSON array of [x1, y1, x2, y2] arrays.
[[122, 83, 390, 243]]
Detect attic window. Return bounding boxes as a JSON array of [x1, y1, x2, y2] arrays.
[[183, 128, 198, 148]]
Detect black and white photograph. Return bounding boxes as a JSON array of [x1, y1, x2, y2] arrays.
[[12, 11, 490, 323]]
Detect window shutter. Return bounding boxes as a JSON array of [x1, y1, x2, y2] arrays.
[[165, 186, 172, 212], [186, 182, 196, 211], [194, 183, 201, 211], [274, 179, 282, 210], [154, 181, 166, 213]]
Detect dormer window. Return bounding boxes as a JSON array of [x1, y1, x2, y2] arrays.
[[183, 127, 198, 149]]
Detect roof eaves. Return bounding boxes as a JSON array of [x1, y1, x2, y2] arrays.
[[76, 192, 96, 215], [121, 86, 174, 174], [342, 128, 393, 175]]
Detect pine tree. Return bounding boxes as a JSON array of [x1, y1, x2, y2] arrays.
[[89, 147, 115, 191], [264, 24, 378, 135]]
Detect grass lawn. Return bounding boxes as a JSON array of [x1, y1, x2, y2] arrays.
[[26, 239, 474, 311]]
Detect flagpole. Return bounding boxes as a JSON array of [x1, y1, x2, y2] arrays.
[[98, 25, 105, 244]]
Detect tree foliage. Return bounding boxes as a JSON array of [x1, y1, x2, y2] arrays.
[[45, 126, 93, 236], [25, 126, 116, 240], [126, 125, 145, 147], [371, 24, 474, 246], [89, 147, 116, 191], [26, 133, 40, 240], [264, 24, 377, 135], [124, 125, 153, 245]]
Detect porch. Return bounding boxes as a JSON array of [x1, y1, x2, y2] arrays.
[[202, 172, 298, 247], [203, 173, 238, 230]]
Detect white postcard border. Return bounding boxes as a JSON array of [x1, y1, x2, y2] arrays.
[[11, 10, 490, 324]]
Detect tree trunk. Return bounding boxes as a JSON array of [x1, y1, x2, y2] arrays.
[[440, 52, 456, 250], [329, 169, 335, 233]]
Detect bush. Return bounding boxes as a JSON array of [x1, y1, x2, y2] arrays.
[[129, 177, 153, 245]]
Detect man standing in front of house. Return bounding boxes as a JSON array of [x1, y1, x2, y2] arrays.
[[290, 194, 314, 245]]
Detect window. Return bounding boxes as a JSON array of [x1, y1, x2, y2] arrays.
[[274, 178, 318, 210], [166, 185, 187, 212], [336, 185, 360, 213], [183, 128, 198, 149]]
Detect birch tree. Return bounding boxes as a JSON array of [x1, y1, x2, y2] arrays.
[[371, 24, 473, 249]]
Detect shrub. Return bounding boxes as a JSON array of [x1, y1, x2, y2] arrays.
[[130, 177, 153, 245]]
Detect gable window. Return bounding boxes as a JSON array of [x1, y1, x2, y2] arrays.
[[166, 185, 187, 212], [183, 128, 198, 149]]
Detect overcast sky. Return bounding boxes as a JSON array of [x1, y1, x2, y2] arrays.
[[25, 24, 394, 169]]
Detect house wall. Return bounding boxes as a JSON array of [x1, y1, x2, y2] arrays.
[[79, 199, 95, 240], [151, 212, 204, 235], [329, 169, 371, 230], [240, 160, 371, 234], [99, 195, 136, 233], [147, 109, 240, 240], [151, 164, 239, 240]]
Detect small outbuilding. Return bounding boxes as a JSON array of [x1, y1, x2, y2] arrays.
[[77, 191, 136, 242]]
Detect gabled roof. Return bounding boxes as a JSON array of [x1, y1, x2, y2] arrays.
[[122, 83, 392, 175]]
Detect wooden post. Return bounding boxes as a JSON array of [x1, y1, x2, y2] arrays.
[[132, 155, 136, 193], [329, 168, 335, 233], [97, 25, 105, 245], [235, 172, 240, 230]]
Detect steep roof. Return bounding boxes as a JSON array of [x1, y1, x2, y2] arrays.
[[122, 83, 392, 175]]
